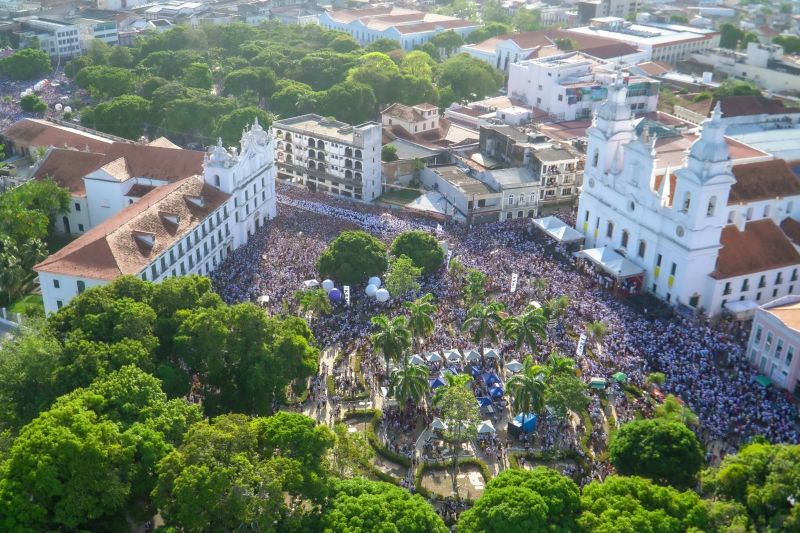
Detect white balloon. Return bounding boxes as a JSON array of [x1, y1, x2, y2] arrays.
[[365, 284, 378, 297], [55, 103, 63, 111], [64, 106, 72, 114], [368, 276, 381, 288], [322, 279, 334, 292], [376, 288, 390, 302]]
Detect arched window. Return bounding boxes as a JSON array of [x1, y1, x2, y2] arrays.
[[706, 196, 716, 217], [284, 133, 292, 142], [308, 161, 316, 170], [345, 147, 353, 157], [345, 159, 353, 168], [286, 154, 293, 164], [355, 149, 362, 158], [592, 149, 599, 168], [621, 230, 629, 248], [345, 169, 353, 179], [317, 153, 325, 162], [355, 172, 362, 180], [308, 149, 315, 158], [355, 161, 362, 170], [317, 140, 325, 149], [682, 191, 691, 212], [307, 137, 315, 147]]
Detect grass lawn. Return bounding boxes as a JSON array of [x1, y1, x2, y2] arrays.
[[9, 294, 44, 316], [379, 188, 422, 205]]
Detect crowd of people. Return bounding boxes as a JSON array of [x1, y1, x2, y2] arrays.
[[0, 71, 74, 133], [211, 182, 799, 471]]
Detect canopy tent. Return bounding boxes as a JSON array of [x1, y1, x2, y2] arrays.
[[755, 375, 772, 388], [725, 299, 759, 320], [477, 420, 496, 434], [590, 377, 607, 389], [576, 247, 644, 280], [445, 349, 462, 363], [408, 354, 426, 366], [426, 352, 443, 363], [506, 360, 523, 373], [431, 417, 447, 431], [613, 372, 628, 383], [465, 350, 481, 362], [302, 279, 319, 289], [483, 348, 499, 359], [483, 372, 501, 386], [512, 413, 537, 433], [532, 216, 585, 243], [430, 377, 446, 389], [476, 396, 493, 407], [490, 385, 504, 398], [470, 365, 482, 377]]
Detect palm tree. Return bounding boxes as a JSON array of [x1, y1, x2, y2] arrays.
[[506, 356, 547, 416], [463, 268, 486, 307], [462, 301, 506, 352], [586, 320, 608, 355], [655, 394, 699, 426], [296, 288, 332, 320], [531, 276, 549, 297], [370, 314, 412, 374], [389, 364, 430, 407], [503, 305, 547, 355], [404, 293, 437, 351], [543, 295, 570, 320], [432, 373, 473, 405], [544, 351, 576, 376]]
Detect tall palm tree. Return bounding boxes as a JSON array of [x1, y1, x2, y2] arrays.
[[545, 351, 576, 377], [462, 301, 506, 352], [655, 394, 699, 426], [296, 288, 332, 320], [586, 320, 608, 355], [506, 356, 547, 416], [503, 305, 547, 355], [463, 268, 486, 307], [370, 314, 412, 373], [389, 364, 430, 407], [543, 295, 570, 320], [403, 293, 437, 352]]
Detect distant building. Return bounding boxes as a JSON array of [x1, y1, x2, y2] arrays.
[[272, 114, 383, 201], [418, 165, 504, 224], [318, 6, 478, 50], [578, 0, 639, 24], [691, 42, 800, 95], [15, 17, 81, 59], [747, 296, 800, 393], [381, 103, 440, 137]]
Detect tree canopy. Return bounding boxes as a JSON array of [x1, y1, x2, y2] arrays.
[[317, 230, 388, 286], [0, 48, 51, 80], [390, 230, 445, 274]]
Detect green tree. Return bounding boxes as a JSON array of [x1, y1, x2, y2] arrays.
[[347, 52, 401, 105], [403, 292, 437, 350], [654, 394, 699, 426], [430, 30, 465, 58], [459, 467, 580, 532], [462, 301, 506, 351], [385, 254, 421, 298], [270, 79, 316, 117], [296, 287, 333, 320], [463, 268, 486, 307], [182, 62, 213, 89], [670, 14, 689, 24], [507, 356, 546, 416], [329, 422, 373, 478], [503, 305, 547, 354], [0, 48, 51, 80], [163, 93, 237, 144], [719, 23, 745, 49], [400, 50, 435, 79], [366, 38, 402, 53], [390, 230, 445, 274], [466, 22, 512, 44], [82, 94, 150, 140], [382, 144, 399, 162], [434, 374, 480, 496], [482, 0, 512, 24], [390, 363, 430, 405], [318, 81, 377, 124], [774, 35, 800, 54], [74, 65, 135, 97], [222, 67, 277, 99], [555, 38, 578, 51], [109, 45, 133, 68], [713, 79, 761, 97], [370, 314, 412, 372], [514, 8, 542, 31], [701, 441, 800, 531], [329, 34, 360, 53], [437, 53, 504, 101], [20, 93, 47, 112], [317, 230, 388, 286], [214, 106, 272, 145], [86, 39, 111, 65], [322, 478, 448, 532], [609, 419, 704, 489]]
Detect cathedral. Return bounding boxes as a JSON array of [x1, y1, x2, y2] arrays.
[[576, 77, 800, 316]]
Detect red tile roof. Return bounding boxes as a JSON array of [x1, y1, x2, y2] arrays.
[[2, 119, 114, 153], [31, 149, 105, 197], [729, 160, 800, 204], [712, 95, 800, 118], [712, 219, 800, 279]]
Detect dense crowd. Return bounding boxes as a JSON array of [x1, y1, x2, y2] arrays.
[[212, 183, 799, 459], [0, 71, 74, 132]]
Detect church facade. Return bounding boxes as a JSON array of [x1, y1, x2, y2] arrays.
[[576, 78, 800, 316]]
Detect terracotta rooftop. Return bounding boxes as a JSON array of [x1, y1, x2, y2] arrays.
[[125, 183, 157, 198], [729, 160, 800, 204], [711, 95, 800, 118], [148, 136, 180, 149], [382, 103, 426, 122], [712, 219, 800, 279], [764, 301, 800, 331], [2, 118, 115, 153], [34, 176, 229, 281], [652, 173, 677, 206], [31, 149, 105, 197], [636, 61, 671, 76]]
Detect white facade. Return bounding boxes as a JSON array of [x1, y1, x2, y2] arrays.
[[747, 296, 800, 393], [18, 18, 81, 59], [576, 80, 800, 315], [507, 53, 659, 121], [381, 103, 440, 136], [272, 114, 382, 201], [691, 42, 800, 94]]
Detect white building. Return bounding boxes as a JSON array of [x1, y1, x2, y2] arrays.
[[507, 52, 659, 121], [691, 42, 800, 95], [16, 17, 81, 59], [747, 296, 800, 393], [76, 18, 119, 47], [576, 78, 800, 316], [381, 103, 440, 136], [272, 114, 383, 201], [318, 6, 478, 50], [34, 121, 276, 314]]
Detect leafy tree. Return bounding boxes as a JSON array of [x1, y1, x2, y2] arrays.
[[609, 419, 704, 488], [390, 363, 430, 405], [365, 38, 402, 53], [514, 8, 542, 31], [64, 55, 92, 78], [654, 394, 699, 426], [740, 31, 760, 49], [670, 14, 689, 24], [503, 304, 547, 354], [318, 81, 377, 126], [163, 93, 237, 144], [580, 475, 711, 533], [390, 230, 445, 274], [0, 366, 201, 531], [270, 79, 316, 117], [86, 39, 111, 65], [329, 422, 373, 478], [317, 230, 388, 286], [403, 293, 437, 350], [329, 34, 360, 53], [0, 48, 51, 80], [397, 74, 439, 106], [466, 22, 512, 44], [482, 0, 512, 24], [140, 50, 202, 80], [713, 79, 761, 97], [382, 143, 399, 162], [400, 50, 435, 79], [719, 23, 745, 49], [222, 67, 277, 99], [434, 374, 480, 496], [544, 371, 588, 419], [20, 93, 46, 112], [290, 51, 359, 91], [701, 441, 800, 530], [774, 35, 800, 54], [462, 301, 506, 351], [370, 314, 412, 372], [74, 65, 135, 97], [459, 467, 580, 532], [215, 106, 272, 145], [347, 52, 401, 105], [463, 268, 486, 307], [555, 38, 578, 51], [109, 45, 133, 68], [296, 287, 333, 320], [182, 62, 213, 89], [437, 53, 504, 101], [82, 94, 150, 140], [430, 30, 465, 58], [322, 478, 448, 532], [385, 255, 421, 298]]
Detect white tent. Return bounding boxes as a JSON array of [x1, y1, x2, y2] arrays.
[[576, 247, 644, 279], [483, 348, 499, 359], [532, 216, 584, 243], [506, 360, 523, 373], [408, 354, 426, 366], [445, 349, 461, 363], [427, 351, 443, 363], [477, 420, 496, 434], [431, 417, 447, 431], [302, 279, 319, 289], [724, 299, 759, 320], [465, 350, 481, 362]]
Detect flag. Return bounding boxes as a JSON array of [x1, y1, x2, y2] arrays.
[[343, 285, 350, 306], [576, 333, 587, 357], [446, 250, 453, 269], [510, 273, 518, 293]]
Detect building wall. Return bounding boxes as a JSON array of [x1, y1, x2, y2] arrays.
[[747, 303, 800, 392], [708, 266, 800, 316]]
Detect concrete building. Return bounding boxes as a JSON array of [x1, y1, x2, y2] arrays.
[[272, 114, 383, 201], [418, 165, 503, 224], [507, 52, 659, 121], [76, 17, 119, 46], [16, 17, 81, 59], [690, 42, 800, 95], [318, 6, 478, 50], [34, 120, 276, 315], [747, 296, 800, 393], [578, 0, 639, 23], [381, 103, 440, 136], [576, 78, 800, 316]]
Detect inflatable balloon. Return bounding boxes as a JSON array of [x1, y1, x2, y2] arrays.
[[329, 288, 342, 302], [54, 103, 63, 112], [368, 276, 381, 288], [63, 106, 72, 114], [322, 279, 334, 292], [365, 284, 378, 297], [376, 288, 390, 302]]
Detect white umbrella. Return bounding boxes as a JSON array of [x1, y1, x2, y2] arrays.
[[408, 354, 426, 366], [431, 417, 447, 431], [477, 420, 496, 434], [427, 351, 443, 363], [445, 349, 461, 363], [465, 350, 481, 362], [483, 348, 499, 359], [506, 360, 523, 373]]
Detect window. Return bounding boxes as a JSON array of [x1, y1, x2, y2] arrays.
[[621, 230, 629, 248], [637, 240, 646, 258], [775, 339, 784, 359], [214, 175, 220, 187], [706, 196, 716, 217], [746, 207, 753, 220], [151, 265, 157, 278], [56, 300, 63, 309], [724, 282, 732, 295], [584, 211, 590, 222], [77, 280, 85, 294], [141, 272, 147, 281], [776, 272, 784, 285], [682, 191, 691, 212], [606, 221, 614, 238], [507, 194, 514, 206], [656, 254, 663, 267], [689, 295, 700, 307], [742, 279, 749, 291], [74, 202, 80, 211], [759, 275, 766, 288], [786, 347, 794, 366], [766, 332, 774, 351], [727, 211, 735, 223], [78, 224, 84, 232], [764, 205, 771, 217], [670, 263, 677, 276], [592, 149, 599, 168]]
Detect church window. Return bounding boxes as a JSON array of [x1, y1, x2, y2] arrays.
[[670, 262, 677, 276], [584, 211, 590, 222], [763, 205, 771, 218], [592, 149, 599, 168], [606, 221, 614, 238], [621, 230, 629, 248], [727, 211, 735, 223], [706, 196, 716, 217], [637, 240, 646, 258], [682, 191, 691, 212], [214, 175, 220, 187], [689, 295, 699, 308]]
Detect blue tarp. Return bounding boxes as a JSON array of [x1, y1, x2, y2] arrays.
[[513, 413, 537, 432], [448, 367, 460, 375], [430, 378, 446, 389], [483, 372, 501, 386], [490, 386, 504, 398], [470, 366, 482, 377], [477, 396, 493, 407]]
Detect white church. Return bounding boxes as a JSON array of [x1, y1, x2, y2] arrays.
[[34, 120, 276, 314], [576, 77, 800, 316]]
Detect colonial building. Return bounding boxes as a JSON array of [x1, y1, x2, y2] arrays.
[[747, 296, 800, 394], [34, 120, 276, 314], [576, 77, 800, 316], [272, 114, 382, 201]]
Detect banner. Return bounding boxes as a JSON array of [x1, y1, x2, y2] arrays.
[[343, 285, 350, 306], [510, 273, 518, 293], [576, 333, 587, 358], [446, 250, 453, 269], [436, 223, 444, 234]]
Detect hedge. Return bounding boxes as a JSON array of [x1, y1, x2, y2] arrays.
[[343, 408, 412, 468]]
